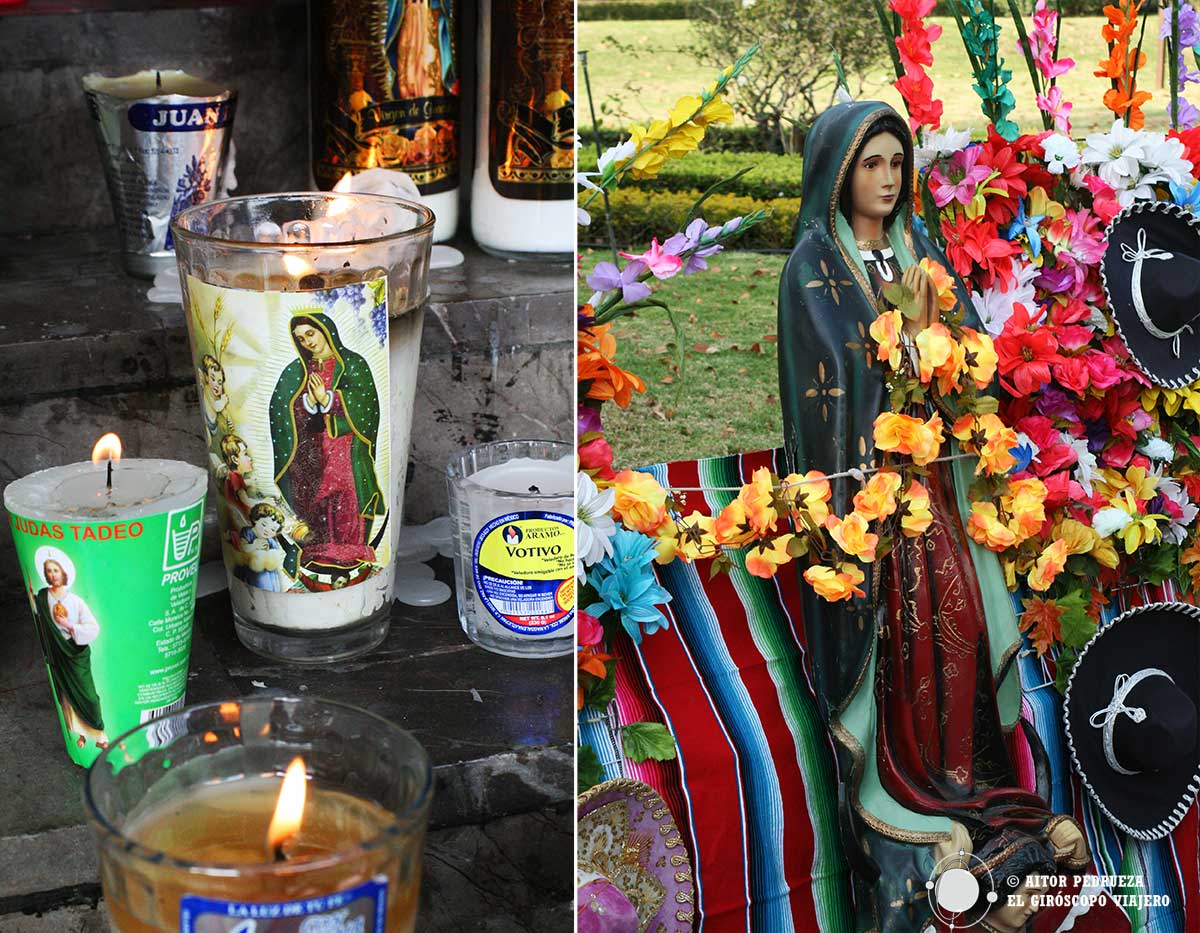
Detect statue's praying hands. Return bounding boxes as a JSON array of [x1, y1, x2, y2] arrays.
[[901, 263, 938, 334]]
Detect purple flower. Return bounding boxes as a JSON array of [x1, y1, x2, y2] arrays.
[[661, 217, 726, 275], [578, 403, 603, 438], [1035, 386, 1082, 422], [1085, 419, 1111, 455], [1033, 264, 1074, 294], [586, 260, 651, 305]]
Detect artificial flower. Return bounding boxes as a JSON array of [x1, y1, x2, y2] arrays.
[[713, 497, 756, 547], [783, 470, 832, 529], [586, 260, 651, 307], [869, 309, 905, 370], [803, 562, 866, 602], [824, 512, 879, 563], [584, 529, 673, 644], [960, 326, 999, 388], [610, 469, 669, 535], [1041, 133, 1081, 174], [994, 303, 1062, 396], [1027, 538, 1069, 590], [578, 324, 647, 407], [899, 479, 933, 535], [873, 411, 944, 465], [853, 470, 902, 521], [745, 534, 796, 579], [620, 239, 683, 279], [671, 511, 719, 562], [577, 472, 617, 580], [967, 501, 1018, 550], [737, 466, 781, 536]]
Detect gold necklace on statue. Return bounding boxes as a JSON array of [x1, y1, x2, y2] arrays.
[[856, 236, 889, 251]]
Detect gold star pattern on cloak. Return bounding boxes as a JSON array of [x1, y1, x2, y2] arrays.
[[804, 360, 844, 422], [804, 258, 853, 305]]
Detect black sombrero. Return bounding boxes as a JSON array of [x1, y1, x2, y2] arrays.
[[1101, 201, 1200, 388], [1064, 602, 1200, 840]]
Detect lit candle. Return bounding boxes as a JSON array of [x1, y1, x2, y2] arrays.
[[447, 440, 574, 658], [86, 697, 431, 933], [3, 436, 207, 766]]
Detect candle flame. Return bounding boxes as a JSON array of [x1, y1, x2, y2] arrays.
[[91, 433, 122, 467], [327, 172, 356, 218], [332, 171, 354, 192], [282, 254, 316, 277], [267, 756, 307, 850]]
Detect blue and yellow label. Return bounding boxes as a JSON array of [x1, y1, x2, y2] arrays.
[[473, 511, 573, 635]]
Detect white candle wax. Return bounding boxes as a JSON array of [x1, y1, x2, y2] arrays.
[[5, 460, 207, 522], [468, 456, 574, 496], [82, 69, 229, 101]]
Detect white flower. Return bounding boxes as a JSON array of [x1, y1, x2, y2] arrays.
[[576, 171, 601, 193], [971, 257, 1037, 337], [913, 126, 972, 173], [577, 207, 592, 227], [1041, 133, 1081, 175], [834, 85, 853, 106], [1080, 119, 1150, 191], [1092, 507, 1133, 537], [1062, 433, 1098, 495], [1139, 134, 1194, 189], [1156, 475, 1198, 543], [598, 139, 636, 173], [1138, 436, 1175, 461], [577, 472, 616, 580]]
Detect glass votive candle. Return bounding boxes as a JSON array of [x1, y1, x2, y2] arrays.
[[85, 696, 432, 933], [3, 438, 207, 768], [171, 193, 434, 663], [446, 439, 574, 658]]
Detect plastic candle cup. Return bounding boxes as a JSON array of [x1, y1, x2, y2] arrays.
[[446, 440, 574, 658], [85, 696, 431, 933], [171, 193, 433, 664], [3, 435, 207, 767]]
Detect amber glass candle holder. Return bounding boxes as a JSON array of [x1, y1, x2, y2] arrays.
[[85, 696, 432, 933], [171, 193, 433, 663]]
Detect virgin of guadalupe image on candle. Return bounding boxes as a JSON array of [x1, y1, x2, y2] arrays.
[[778, 100, 1088, 928], [27, 547, 108, 751], [269, 311, 385, 582], [184, 276, 391, 597]]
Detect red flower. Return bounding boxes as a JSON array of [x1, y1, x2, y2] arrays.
[[896, 20, 942, 71], [1104, 435, 1135, 468], [890, 0, 937, 18], [1053, 355, 1091, 395], [994, 303, 1062, 396], [941, 214, 1021, 288], [579, 435, 617, 480], [1169, 127, 1200, 178], [1081, 173, 1121, 225], [895, 67, 943, 132]]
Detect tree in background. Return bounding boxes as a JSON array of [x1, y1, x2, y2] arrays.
[[689, 0, 885, 153]]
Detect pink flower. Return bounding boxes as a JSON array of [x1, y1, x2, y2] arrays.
[[1025, 0, 1075, 80], [1037, 85, 1074, 134], [1055, 325, 1095, 353], [1104, 436, 1135, 468], [620, 238, 683, 280], [578, 610, 604, 647], [930, 145, 991, 207], [1054, 356, 1091, 394], [1084, 351, 1124, 390]]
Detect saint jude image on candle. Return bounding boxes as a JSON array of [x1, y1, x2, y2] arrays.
[[5, 435, 207, 767]]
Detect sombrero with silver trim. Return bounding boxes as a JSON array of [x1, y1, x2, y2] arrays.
[[1063, 602, 1200, 840], [1100, 200, 1200, 388]]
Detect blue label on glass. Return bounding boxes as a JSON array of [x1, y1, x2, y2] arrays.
[[129, 100, 235, 132], [179, 876, 387, 932]]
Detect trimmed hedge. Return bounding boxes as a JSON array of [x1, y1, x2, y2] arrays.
[[580, 123, 786, 155], [583, 187, 798, 251], [580, 150, 804, 200], [579, 0, 691, 19]]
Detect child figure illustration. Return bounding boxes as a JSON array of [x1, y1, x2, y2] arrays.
[[218, 434, 257, 523], [198, 354, 230, 443], [233, 503, 288, 592]]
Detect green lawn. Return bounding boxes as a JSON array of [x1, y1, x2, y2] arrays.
[[578, 15, 1180, 137], [587, 250, 787, 468]]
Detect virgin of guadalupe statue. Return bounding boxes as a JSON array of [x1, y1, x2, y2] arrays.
[[778, 101, 1088, 929], [269, 311, 385, 576]]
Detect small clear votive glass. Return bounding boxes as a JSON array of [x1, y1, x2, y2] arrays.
[[171, 193, 433, 663], [446, 439, 574, 658], [85, 696, 432, 933]]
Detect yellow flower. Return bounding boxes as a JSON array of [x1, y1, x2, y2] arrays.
[[1002, 477, 1048, 542], [670, 93, 733, 128], [653, 516, 680, 564], [714, 498, 756, 546], [737, 466, 781, 536], [919, 258, 957, 312], [853, 470, 902, 521], [869, 309, 905, 370], [899, 479, 933, 536], [611, 469, 669, 535], [824, 512, 879, 563], [803, 562, 866, 602], [873, 411, 943, 465], [1056, 518, 1096, 556], [781, 470, 831, 529], [745, 535, 795, 579], [1027, 186, 1066, 224], [1111, 489, 1165, 553], [915, 322, 955, 385], [671, 510, 718, 563], [960, 327, 998, 389], [1027, 538, 1069, 591], [967, 501, 1018, 550]]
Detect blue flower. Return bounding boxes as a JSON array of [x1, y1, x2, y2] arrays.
[[1170, 177, 1200, 213], [1009, 441, 1035, 473], [584, 529, 672, 644], [1004, 200, 1045, 259]]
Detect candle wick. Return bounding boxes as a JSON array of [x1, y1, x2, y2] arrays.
[[273, 841, 287, 863], [156, 70, 162, 91], [106, 460, 113, 493], [528, 484, 540, 494]]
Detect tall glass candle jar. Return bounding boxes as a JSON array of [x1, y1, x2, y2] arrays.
[[470, 0, 574, 260], [447, 439, 574, 658], [85, 696, 431, 933], [172, 193, 433, 663], [310, 0, 460, 242], [4, 442, 206, 767]]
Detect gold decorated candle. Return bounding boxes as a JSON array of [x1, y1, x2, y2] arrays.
[[86, 697, 431, 932]]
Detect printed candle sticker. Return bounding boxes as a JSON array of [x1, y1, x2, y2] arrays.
[[473, 511, 573, 635], [180, 876, 388, 932], [486, 0, 573, 199], [311, 0, 459, 193], [187, 276, 391, 594], [9, 500, 206, 768]]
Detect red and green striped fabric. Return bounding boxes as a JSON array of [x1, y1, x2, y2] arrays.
[[605, 449, 1199, 931]]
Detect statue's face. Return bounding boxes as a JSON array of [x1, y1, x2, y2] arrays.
[[849, 132, 905, 226], [294, 324, 331, 358], [44, 561, 66, 586], [987, 876, 1048, 929]]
